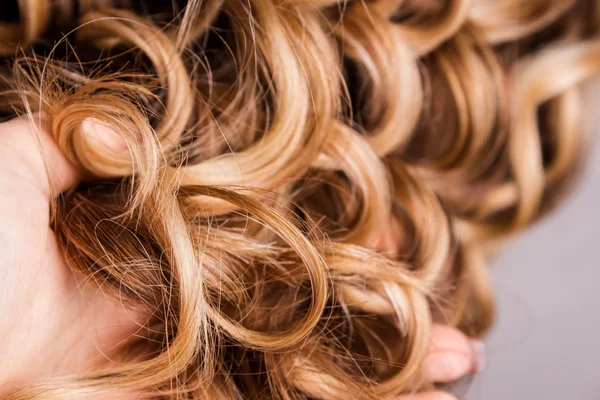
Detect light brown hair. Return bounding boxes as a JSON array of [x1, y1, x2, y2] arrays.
[[1, 0, 600, 398]]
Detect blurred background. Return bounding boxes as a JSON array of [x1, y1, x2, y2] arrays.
[[467, 82, 600, 400]]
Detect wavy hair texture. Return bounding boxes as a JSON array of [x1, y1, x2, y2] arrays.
[[1, 0, 600, 398]]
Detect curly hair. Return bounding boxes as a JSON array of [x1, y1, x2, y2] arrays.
[[1, 0, 599, 398]]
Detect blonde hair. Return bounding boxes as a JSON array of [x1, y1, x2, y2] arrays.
[[1, 0, 599, 398]]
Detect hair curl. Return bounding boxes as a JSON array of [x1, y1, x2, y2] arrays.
[[1, 0, 599, 398]]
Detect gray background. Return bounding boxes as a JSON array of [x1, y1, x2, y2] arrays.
[[467, 83, 600, 399]]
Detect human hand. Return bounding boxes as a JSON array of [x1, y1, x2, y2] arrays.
[[0, 115, 483, 400], [395, 323, 484, 400], [0, 115, 143, 393]]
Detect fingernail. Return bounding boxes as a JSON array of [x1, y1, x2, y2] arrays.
[[469, 339, 485, 373], [81, 118, 127, 152]]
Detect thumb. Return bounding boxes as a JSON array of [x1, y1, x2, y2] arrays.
[[0, 114, 125, 198], [0, 114, 81, 198]]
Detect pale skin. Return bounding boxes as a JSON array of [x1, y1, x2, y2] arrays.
[[0, 115, 483, 399]]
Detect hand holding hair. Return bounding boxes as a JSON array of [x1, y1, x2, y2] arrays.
[[0, 116, 482, 399]]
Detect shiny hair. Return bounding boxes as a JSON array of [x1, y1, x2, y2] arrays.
[[1, 0, 599, 398]]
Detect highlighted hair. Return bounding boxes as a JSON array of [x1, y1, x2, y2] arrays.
[[1, 0, 599, 398]]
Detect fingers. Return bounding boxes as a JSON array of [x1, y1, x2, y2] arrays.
[[423, 324, 485, 383], [0, 114, 81, 198], [393, 326, 484, 400], [395, 391, 458, 400]]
